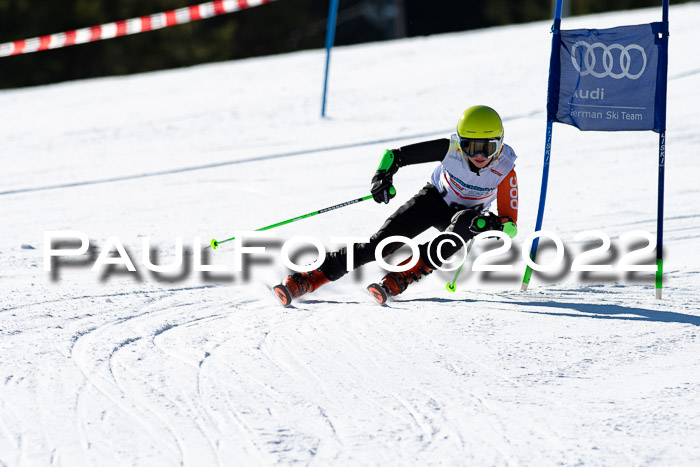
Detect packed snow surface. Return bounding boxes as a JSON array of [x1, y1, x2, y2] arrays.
[[1, 4, 699, 465]]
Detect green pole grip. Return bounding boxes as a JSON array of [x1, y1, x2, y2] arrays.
[[502, 221, 518, 238], [377, 150, 395, 171]]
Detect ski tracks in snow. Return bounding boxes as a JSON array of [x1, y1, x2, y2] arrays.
[[59, 285, 267, 465], [248, 297, 539, 464], [3, 278, 698, 464], [70, 292, 203, 465]]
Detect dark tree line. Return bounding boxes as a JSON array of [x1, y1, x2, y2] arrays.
[[0, 0, 686, 89], [0, 0, 323, 89]]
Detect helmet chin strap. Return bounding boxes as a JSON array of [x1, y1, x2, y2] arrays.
[[466, 154, 496, 175], [466, 158, 482, 175]]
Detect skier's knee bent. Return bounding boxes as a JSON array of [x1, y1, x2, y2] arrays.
[[371, 209, 480, 303], [446, 209, 480, 237], [419, 209, 479, 269], [318, 226, 407, 281]]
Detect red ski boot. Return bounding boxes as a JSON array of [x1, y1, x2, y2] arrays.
[[367, 257, 433, 305], [273, 269, 330, 307]]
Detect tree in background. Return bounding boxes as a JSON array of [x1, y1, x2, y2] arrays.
[[0, 0, 690, 89], [483, 0, 677, 25], [0, 0, 322, 89]]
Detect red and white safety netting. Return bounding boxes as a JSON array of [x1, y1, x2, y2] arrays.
[[0, 0, 274, 57]]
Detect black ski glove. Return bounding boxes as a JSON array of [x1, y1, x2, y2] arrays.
[[371, 149, 399, 204], [469, 211, 503, 234]]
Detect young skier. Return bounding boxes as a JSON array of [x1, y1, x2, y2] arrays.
[[273, 105, 519, 306]]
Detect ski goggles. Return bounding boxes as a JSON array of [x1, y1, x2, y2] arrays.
[[459, 137, 502, 159]]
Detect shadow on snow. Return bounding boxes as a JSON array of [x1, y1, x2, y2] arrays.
[[509, 301, 700, 326], [398, 297, 700, 326]]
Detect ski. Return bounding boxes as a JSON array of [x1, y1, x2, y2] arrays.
[[366, 282, 389, 305], [272, 283, 293, 307]]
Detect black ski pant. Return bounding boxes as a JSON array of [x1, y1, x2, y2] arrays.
[[319, 183, 480, 281]]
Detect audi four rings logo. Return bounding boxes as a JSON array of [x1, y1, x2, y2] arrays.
[[571, 41, 648, 80]]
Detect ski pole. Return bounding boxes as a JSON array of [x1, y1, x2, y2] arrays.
[[446, 237, 476, 292], [210, 192, 386, 249]]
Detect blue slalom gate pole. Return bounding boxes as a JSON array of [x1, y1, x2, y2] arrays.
[[521, 0, 563, 291], [321, 0, 340, 118], [655, 0, 670, 298], [521, 123, 553, 291]]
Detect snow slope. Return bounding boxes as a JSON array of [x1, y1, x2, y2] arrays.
[[1, 4, 699, 465]]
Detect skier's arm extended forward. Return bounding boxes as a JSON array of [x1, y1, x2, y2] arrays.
[[392, 139, 450, 167], [370, 139, 449, 204]]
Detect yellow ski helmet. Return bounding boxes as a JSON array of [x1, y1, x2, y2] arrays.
[[456, 105, 504, 163]]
